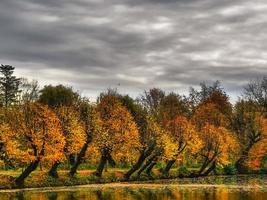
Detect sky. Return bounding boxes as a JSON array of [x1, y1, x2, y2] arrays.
[[0, 0, 267, 101]]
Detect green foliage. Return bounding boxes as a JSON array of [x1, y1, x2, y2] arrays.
[[177, 166, 190, 177], [0, 64, 21, 107], [223, 164, 238, 175], [39, 84, 79, 108], [156, 162, 166, 173]]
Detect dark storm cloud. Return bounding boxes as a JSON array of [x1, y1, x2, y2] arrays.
[[0, 0, 266, 100]]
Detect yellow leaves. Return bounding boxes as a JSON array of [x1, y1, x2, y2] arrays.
[[160, 133, 177, 160], [3, 103, 66, 164], [163, 116, 202, 159], [95, 94, 141, 158], [199, 124, 239, 165], [55, 106, 86, 155]]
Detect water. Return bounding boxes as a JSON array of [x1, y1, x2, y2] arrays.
[[0, 175, 267, 200]]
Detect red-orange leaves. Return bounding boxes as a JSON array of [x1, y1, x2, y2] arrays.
[[192, 103, 229, 130]]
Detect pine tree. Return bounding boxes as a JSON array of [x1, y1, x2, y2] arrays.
[[0, 65, 21, 107]]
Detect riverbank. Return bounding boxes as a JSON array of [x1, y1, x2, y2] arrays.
[[0, 169, 266, 190]]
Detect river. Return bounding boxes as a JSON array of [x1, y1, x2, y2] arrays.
[[0, 175, 266, 200]]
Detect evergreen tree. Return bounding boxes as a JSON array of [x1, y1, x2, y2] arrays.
[[0, 65, 21, 107]]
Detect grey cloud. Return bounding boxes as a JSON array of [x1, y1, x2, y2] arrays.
[[0, 0, 266, 100]]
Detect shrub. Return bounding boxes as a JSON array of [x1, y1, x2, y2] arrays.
[[223, 164, 237, 175], [177, 166, 190, 177]]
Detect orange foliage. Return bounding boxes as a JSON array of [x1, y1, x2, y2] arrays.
[[198, 124, 239, 165], [55, 106, 86, 155], [3, 103, 65, 164], [95, 95, 140, 160], [247, 114, 267, 169], [192, 103, 230, 130], [164, 116, 201, 159]]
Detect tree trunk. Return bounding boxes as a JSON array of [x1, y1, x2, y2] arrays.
[[203, 161, 216, 176], [15, 160, 40, 188], [146, 162, 156, 177], [137, 154, 157, 176], [107, 153, 116, 167], [198, 153, 217, 175], [162, 159, 176, 177], [48, 161, 61, 178], [235, 148, 251, 174], [94, 150, 108, 177], [236, 138, 258, 174], [69, 139, 90, 177], [124, 146, 154, 180]]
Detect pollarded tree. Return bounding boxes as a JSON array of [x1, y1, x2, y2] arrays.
[[134, 116, 171, 178], [195, 124, 239, 176], [69, 100, 102, 176], [3, 103, 65, 187], [161, 116, 201, 177], [232, 100, 267, 172], [94, 94, 140, 177], [48, 105, 86, 178], [191, 97, 238, 176], [247, 114, 267, 169], [0, 65, 21, 107]]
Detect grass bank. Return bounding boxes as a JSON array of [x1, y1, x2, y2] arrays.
[[0, 168, 267, 190]]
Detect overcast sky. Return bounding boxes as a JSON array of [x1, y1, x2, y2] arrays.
[[1, 0, 267, 101]]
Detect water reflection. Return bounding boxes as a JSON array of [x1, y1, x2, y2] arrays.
[[1, 186, 267, 200]]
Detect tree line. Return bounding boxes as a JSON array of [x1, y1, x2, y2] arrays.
[[0, 64, 266, 188]]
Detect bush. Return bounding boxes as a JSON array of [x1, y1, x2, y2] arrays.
[[177, 166, 190, 177], [223, 164, 237, 175], [156, 162, 166, 173]]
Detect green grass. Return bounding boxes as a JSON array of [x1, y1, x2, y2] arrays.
[[0, 166, 266, 189]]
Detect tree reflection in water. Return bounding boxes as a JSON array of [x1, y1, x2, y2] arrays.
[[0, 186, 267, 200]]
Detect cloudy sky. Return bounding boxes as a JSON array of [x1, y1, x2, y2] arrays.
[[1, 0, 267, 101]]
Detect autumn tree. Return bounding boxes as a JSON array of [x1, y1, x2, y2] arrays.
[[3, 103, 65, 187], [247, 115, 267, 169], [0, 108, 14, 168], [188, 81, 232, 117], [0, 65, 21, 107], [94, 93, 140, 177], [190, 86, 237, 176], [48, 105, 85, 178], [123, 89, 167, 179], [161, 116, 201, 177], [69, 100, 101, 176], [194, 124, 239, 176], [232, 100, 267, 173]]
